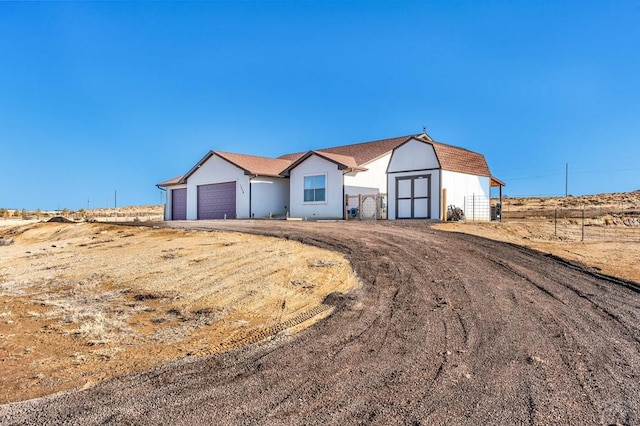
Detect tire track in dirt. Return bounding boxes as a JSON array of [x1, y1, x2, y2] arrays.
[[1, 221, 638, 425]]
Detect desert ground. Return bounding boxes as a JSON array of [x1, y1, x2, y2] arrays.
[[0, 221, 357, 404], [0, 192, 639, 424], [434, 220, 640, 283]]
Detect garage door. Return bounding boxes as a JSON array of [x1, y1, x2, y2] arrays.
[[197, 182, 236, 219], [396, 175, 430, 219], [171, 188, 187, 220]]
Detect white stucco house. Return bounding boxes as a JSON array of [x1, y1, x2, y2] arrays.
[[157, 133, 504, 221]]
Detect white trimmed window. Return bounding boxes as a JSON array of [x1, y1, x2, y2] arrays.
[[303, 174, 326, 202]]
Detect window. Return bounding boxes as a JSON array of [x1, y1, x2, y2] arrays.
[[304, 175, 326, 202]]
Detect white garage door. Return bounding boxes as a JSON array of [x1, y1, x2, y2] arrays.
[[396, 175, 431, 219], [197, 182, 236, 220], [171, 188, 187, 220]]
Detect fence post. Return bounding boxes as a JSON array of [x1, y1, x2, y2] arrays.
[[442, 188, 447, 221], [554, 207, 557, 237], [473, 193, 476, 223]]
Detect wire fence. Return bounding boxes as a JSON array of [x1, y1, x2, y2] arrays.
[[502, 204, 640, 242], [463, 194, 491, 222]]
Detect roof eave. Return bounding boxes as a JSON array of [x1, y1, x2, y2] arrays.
[[491, 176, 506, 187], [179, 150, 216, 183]]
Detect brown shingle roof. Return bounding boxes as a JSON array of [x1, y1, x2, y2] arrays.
[[163, 133, 495, 185], [429, 142, 491, 177], [278, 135, 415, 166], [156, 175, 184, 187], [214, 151, 292, 177], [280, 150, 367, 176], [314, 151, 365, 170], [279, 133, 492, 177], [179, 151, 293, 182]]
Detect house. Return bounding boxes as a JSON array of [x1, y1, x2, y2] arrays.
[[157, 133, 504, 221]]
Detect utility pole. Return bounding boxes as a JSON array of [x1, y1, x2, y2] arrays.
[[114, 190, 117, 209], [565, 163, 568, 197]]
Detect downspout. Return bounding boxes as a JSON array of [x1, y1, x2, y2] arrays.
[[499, 183, 503, 222], [156, 185, 167, 221], [249, 175, 254, 219], [342, 172, 346, 220]]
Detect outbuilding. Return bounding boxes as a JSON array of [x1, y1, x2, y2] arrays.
[[386, 133, 496, 221]]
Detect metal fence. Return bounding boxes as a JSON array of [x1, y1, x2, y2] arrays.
[[463, 194, 491, 222], [502, 205, 640, 242]]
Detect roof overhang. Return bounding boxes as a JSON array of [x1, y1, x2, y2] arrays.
[[280, 150, 366, 176], [491, 176, 506, 187], [156, 175, 185, 188]]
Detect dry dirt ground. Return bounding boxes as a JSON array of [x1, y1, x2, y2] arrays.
[[1, 219, 638, 425], [435, 190, 640, 283], [0, 222, 357, 404], [434, 220, 640, 284], [501, 191, 640, 213]]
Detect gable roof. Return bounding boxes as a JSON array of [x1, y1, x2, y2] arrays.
[[159, 132, 498, 186], [156, 175, 184, 187], [280, 150, 367, 176], [281, 133, 492, 177], [178, 150, 293, 183], [215, 151, 292, 177], [278, 135, 415, 167]]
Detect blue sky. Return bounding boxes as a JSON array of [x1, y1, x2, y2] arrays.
[[2, 1, 639, 210]]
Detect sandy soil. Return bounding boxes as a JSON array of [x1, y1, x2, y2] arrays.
[[434, 220, 640, 283], [501, 190, 640, 212], [0, 222, 357, 404], [1, 220, 637, 425]]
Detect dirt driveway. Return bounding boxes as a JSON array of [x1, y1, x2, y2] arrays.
[[2, 220, 639, 425]]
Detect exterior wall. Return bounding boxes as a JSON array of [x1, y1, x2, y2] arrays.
[[163, 184, 187, 220], [442, 170, 491, 221], [343, 153, 391, 195], [250, 177, 290, 218], [186, 155, 250, 219], [387, 139, 441, 220], [387, 139, 439, 172], [289, 155, 344, 219]]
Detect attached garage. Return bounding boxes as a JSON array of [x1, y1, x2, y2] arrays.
[[395, 175, 431, 219], [197, 182, 236, 219], [171, 188, 187, 220]]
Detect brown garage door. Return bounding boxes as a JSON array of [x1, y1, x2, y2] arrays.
[[197, 182, 236, 219], [171, 188, 187, 220]]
